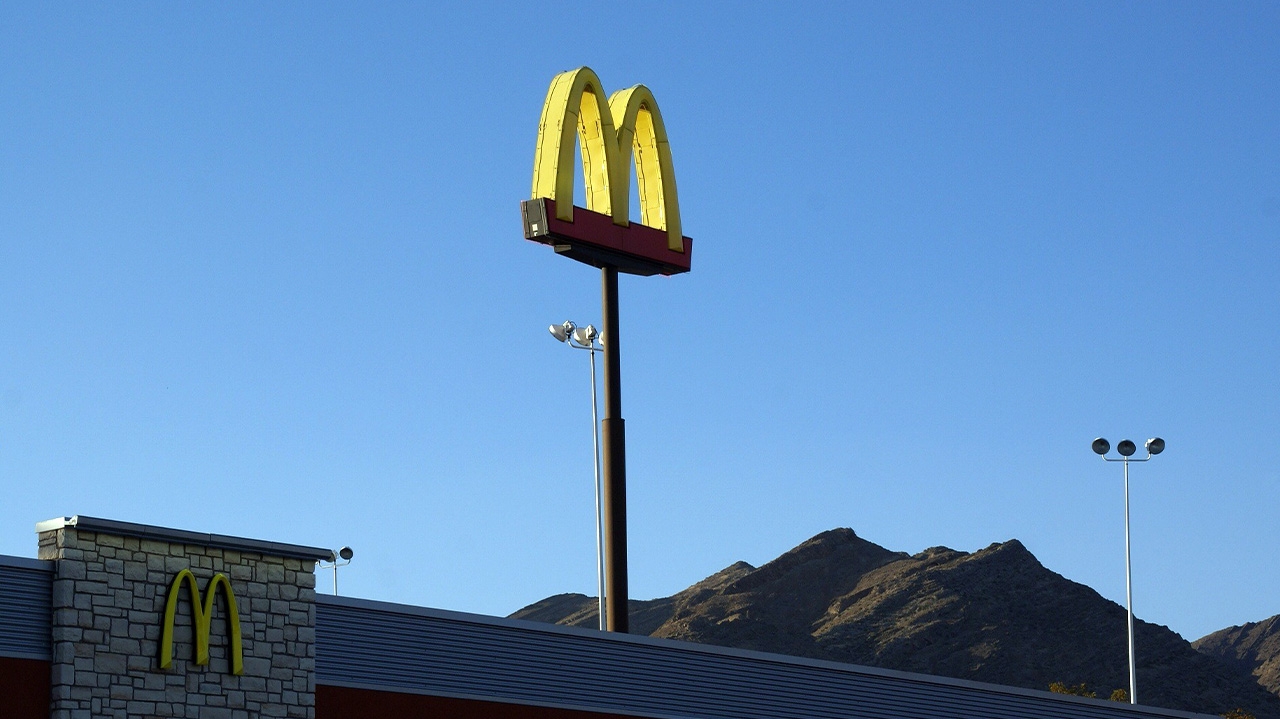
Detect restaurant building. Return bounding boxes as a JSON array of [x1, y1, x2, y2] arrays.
[[0, 515, 1215, 719]]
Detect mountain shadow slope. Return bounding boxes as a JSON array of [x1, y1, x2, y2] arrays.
[[1195, 614, 1280, 699]]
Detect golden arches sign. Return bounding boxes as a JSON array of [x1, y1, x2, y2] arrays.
[[531, 67, 684, 253], [159, 568, 244, 675]]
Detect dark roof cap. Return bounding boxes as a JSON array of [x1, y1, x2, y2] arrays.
[[36, 515, 332, 562]]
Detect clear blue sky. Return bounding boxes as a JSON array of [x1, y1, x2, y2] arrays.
[[2, 3, 1276, 643]]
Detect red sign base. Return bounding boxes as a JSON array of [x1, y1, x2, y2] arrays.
[[520, 198, 692, 277]]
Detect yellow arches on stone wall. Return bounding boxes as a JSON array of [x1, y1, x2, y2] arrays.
[[159, 568, 244, 676], [531, 66, 684, 252]]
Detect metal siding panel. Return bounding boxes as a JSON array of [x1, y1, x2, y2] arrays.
[[0, 557, 53, 660], [315, 598, 1215, 719]]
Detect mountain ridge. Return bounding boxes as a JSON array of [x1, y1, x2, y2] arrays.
[[511, 528, 1280, 719]]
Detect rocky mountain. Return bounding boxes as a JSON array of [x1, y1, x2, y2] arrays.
[[512, 529, 1280, 719], [1195, 615, 1280, 699]]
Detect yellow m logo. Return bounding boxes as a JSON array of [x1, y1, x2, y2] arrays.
[[531, 67, 684, 253], [159, 569, 244, 675]]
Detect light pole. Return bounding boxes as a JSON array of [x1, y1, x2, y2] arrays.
[[550, 320, 606, 631], [318, 546, 353, 596], [1091, 436, 1165, 705]]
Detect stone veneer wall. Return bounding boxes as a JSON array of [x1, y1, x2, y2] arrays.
[[37, 518, 327, 719]]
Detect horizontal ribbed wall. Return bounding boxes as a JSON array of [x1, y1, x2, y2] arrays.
[[315, 595, 1214, 719], [0, 556, 52, 660]]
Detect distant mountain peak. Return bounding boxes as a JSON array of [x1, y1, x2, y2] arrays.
[[719, 528, 906, 597]]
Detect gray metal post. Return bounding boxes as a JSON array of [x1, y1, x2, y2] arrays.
[[1124, 458, 1136, 704], [588, 344, 606, 630]]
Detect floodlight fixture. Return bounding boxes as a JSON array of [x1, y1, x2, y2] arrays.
[[1145, 437, 1164, 455], [549, 322, 572, 343], [320, 545, 355, 597], [1092, 438, 1111, 455], [572, 325, 597, 346], [1117, 439, 1137, 457]]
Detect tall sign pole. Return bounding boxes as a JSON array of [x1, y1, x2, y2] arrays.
[[599, 265, 628, 631], [521, 67, 692, 632]]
